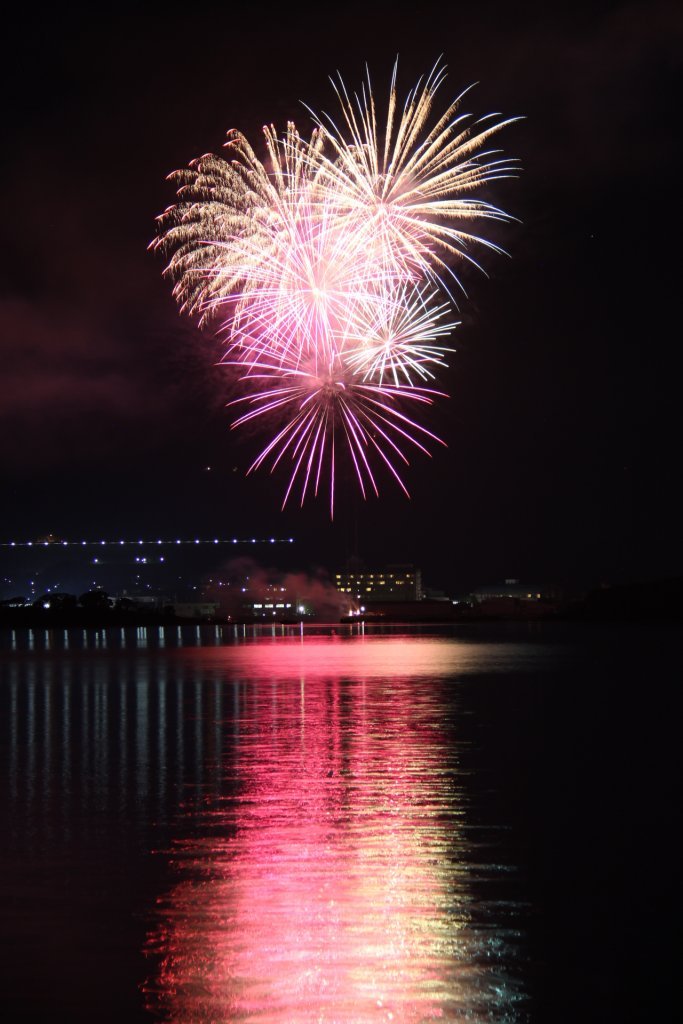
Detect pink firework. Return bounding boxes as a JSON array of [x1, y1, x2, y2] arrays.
[[229, 352, 447, 517], [154, 60, 518, 513]]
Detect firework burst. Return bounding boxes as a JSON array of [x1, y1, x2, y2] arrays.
[[308, 60, 519, 294], [343, 283, 458, 386], [229, 353, 447, 517], [154, 60, 518, 514]]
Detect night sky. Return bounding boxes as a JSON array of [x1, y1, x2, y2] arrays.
[[1, 1, 681, 593]]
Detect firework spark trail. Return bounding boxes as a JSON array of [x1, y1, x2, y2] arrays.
[[343, 283, 458, 386], [154, 59, 518, 514], [229, 355, 447, 512], [308, 60, 519, 295]]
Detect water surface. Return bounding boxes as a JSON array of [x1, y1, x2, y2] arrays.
[[0, 624, 676, 1022]]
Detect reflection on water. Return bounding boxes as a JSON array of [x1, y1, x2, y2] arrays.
[[0, 631, 528, 1022], [141, 640, 524, 1022]]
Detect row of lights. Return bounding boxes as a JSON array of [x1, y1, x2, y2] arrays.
[[335, 573, 413, 579], [2, 540, 296, 548]]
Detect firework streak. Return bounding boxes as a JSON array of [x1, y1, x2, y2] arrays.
[[153, 61, 518, 515]]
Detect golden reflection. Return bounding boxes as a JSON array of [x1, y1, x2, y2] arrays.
[[144, 640, 515, 1021]]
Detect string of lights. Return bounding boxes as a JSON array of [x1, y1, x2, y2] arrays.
[[0, 538, 295, 548]]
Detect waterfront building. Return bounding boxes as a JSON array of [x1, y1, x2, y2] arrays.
[[334, 565, 423, 603], [172, 601, 219, 621]]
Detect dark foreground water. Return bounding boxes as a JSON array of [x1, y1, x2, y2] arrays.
[[0, 623, 678, 1023]]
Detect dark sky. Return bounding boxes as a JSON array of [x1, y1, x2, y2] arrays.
[[1, 1, 681, 591]]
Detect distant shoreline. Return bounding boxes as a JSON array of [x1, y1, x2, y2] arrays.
[[2, 575, 682, 631]]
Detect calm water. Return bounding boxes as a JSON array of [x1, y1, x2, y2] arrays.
[[0, 624, 677, 1023]]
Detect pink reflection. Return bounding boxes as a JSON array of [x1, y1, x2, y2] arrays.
[[178, 634, 499, 680], [144, 641, 506, 1021]]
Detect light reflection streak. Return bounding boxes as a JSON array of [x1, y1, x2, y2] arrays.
[[136, 669, 150, 802], [144, 640, 520, 1022], [1, 648, 231, 842], [26, 671, 36, 807]]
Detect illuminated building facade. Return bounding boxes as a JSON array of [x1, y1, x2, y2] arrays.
[[241, 584, 305, 620], [335, 565, 423, 603]]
